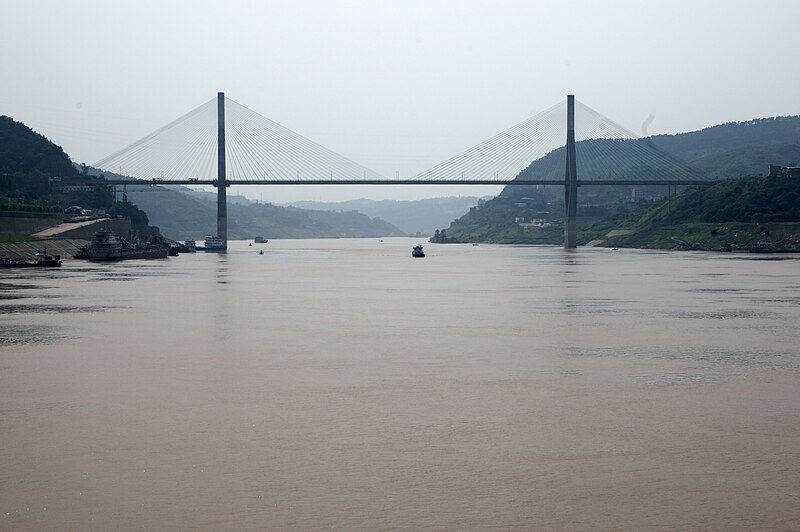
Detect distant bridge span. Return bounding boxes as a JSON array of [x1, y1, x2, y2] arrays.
[[111, 179, 715, 187], [97, 92, 714, 248]]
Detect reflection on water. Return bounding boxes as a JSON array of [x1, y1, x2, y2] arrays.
[[1, 240, 799, 530]]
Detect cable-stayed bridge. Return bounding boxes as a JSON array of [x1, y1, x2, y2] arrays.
[[94, 92, 712, 248]]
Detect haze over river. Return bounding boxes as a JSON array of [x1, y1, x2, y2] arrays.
[[1, 238, 798, 530]]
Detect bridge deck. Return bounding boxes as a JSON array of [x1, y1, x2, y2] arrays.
[[108, 179, 716, 186]]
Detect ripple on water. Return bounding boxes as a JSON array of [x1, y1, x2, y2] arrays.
[[0, 282, 40, 291], [631, 372, 730, 386], [0, 304, 121, 314], [562, 345, 798, 370], [673, 309, 776, 320], [0, 324, 68, 346]]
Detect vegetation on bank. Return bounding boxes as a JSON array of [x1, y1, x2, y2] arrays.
[[593, 175, 800, 250]]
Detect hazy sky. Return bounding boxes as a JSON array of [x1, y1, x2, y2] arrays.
[[2, 0, 799, 202]]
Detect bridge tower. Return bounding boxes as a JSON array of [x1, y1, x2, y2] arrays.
[[216, 92, 228, 248], [564, 94, 578, 248]]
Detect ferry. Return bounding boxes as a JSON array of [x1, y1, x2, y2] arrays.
[[199, 235, 227, 251], [254, 236, 268, 244]]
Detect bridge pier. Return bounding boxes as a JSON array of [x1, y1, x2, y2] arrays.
[[564, 94, 578, 248], [217, 92, 228, 248]]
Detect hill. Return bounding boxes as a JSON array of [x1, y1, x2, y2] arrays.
[[0, 117, 160, 239], [0, 116, 77, 177], [585, 174, 800, 251], [122, 185, 405, 240], [444, 115, 800, 243]]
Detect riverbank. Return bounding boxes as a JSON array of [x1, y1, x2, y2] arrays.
[[591, 221, 800, 252], [0, 239, 88, 260]]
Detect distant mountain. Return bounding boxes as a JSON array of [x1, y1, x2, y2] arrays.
[[87, 170, 405, 239], [0, 116, 77, 176], [444, 115, 800, 243], [285, 197, 487, 234], [122, 185, 405, 240]]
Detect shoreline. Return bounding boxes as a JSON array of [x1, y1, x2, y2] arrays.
[[0, 239, 88, 260]]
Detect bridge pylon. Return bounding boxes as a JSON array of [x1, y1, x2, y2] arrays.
[[564, 94, 578, 249], [216, 91, 228, 249]]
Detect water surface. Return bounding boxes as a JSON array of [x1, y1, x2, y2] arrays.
[[1, 239, 799, 530]]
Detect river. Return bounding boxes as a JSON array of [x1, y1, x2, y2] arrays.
[[1, 238, 798, 530]]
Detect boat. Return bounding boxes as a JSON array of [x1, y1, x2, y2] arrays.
[[174, 240, 196, 253], [80, 229, 169, 261], [0, 257, 33, 268], [73, 245, 90, 259], [33, 247, 61, 267], [750, 240, 774, 253], [198, 235, 227, 252], [0, 247, 61, 268], [168, 244, 180, 256], [412, 245, 425, 258], [749, 240, 799, 253], [254, 236, 268, 244]]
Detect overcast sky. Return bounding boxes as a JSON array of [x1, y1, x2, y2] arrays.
[[2, 0, 799, 202]]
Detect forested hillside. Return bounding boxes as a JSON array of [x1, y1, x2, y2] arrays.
[[585, 174, 800, 251], [0, 116, 77, 177]]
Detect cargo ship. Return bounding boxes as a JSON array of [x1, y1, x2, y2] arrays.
[[78, 230, 169, 261]]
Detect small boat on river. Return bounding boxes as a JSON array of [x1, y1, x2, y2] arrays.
[[0, 247, 62, 268], [412, 245, 425, 258], [34, 247, 61, 267]]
